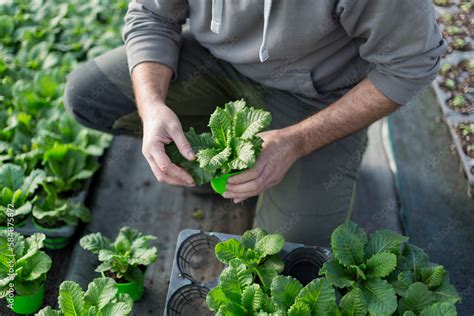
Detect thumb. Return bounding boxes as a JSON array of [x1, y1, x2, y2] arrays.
[[173, 129, 195, 161]]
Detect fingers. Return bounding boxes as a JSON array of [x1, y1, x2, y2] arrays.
[[170, 124, 195, 161], [227, 162, 265, 185], [143, 143, 195, 186], [224, 167, 270, 200]]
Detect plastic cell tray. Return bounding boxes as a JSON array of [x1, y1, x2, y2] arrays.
[[164, 229, 330, 316]]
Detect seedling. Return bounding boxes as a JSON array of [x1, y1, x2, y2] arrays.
[[433, 0, 451, 6], [36, 277, 133, 316], [452, 38, 468, 50], [444, 79, 456, 91], [451, 95, 466, 108], [439, 63, 452, 76], [167, 100, 271, 185], [446, 26, 462, 36], [459, 123, 474, 136]]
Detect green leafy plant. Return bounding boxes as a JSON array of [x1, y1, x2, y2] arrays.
[[43, 143, 98, 193], [80, 227, 158, 284], [214, 227, 285, 290], [452, 38, 468, 50], [167, 100, 272, 184], [459, 123, 474, 136], [207, 260, 339, 315], [439, 63, 452, 76], [320, 221, 460, 315], [451, 95, 466, 108], [35, 277, 133, 316], [33, 185, 90, 228], [0, 232, 51, 297], [0, 163, 44, 225]]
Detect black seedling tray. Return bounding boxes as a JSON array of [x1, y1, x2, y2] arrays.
[[164, 229, 330, 316]]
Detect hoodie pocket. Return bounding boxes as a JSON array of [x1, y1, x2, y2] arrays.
[[268, 70, 321, 100]]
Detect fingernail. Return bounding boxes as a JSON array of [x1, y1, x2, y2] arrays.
[[188, 151, 195, 159], [223, 192, 231, 198]]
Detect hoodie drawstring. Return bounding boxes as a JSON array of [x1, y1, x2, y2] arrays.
[[210, 0, 272, 63]]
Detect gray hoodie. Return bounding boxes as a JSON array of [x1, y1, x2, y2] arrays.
[[123, 0, 446, 105]]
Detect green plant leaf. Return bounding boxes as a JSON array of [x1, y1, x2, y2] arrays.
[[35, 306, 62, 316], [340, 288, 367, 316], [255, 234, 285, 257], [241, 227, 267, 249], [101, 301, 133, 316], [420, 265, 445, 289], [365, 230, 409, 257], [398, 282, 434, 314], [419, 302, 457, 316], [270, 275, 303, 310], [295, 278, 336, 315], [197, 146, 231, 171], [331, 221, 367, 267], [288, 301, 312, 316], [220, 259, 253, 303], [84, 277, 117, 310], [263, 254, 285, 274], [216, 301, 247, 316], [209, 107, 232, 147], [20, 169, 45, 196], [360, 279, 397, 315], [233, 107, 272, 139], [58, 281, 85, 316], [320, 260, 354, 288], [365, 252, 397, 278], [20, 252, 52, 281], [228, 139, 256, 170], [0, 163, 24, 191], [241, 284, 264, 313], [391, 270, 415, 296], [403, 243, 429, 277], [207, 286, 229, 312], [431, 275, 461, 305], [215, 238, 246, 264]]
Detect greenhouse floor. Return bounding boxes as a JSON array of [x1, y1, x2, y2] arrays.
[[2, 87, 472, 316]]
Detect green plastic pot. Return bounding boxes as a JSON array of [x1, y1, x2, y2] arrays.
[[115, 279, 145, 301], [32, 219, 71, 250], [210, 170, 244, 196], [12, 283, 45, 315]]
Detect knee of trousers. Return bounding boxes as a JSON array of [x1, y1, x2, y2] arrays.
[[63, 62, 111, 131]]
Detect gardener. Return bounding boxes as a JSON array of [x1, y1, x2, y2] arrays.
[[64, 0, 445, 246]]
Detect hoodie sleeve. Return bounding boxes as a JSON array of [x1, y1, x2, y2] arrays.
[[122, 0, 189, 76], [337, 0, 446, 105]]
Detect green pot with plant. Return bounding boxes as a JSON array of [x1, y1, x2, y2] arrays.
[[167, 100, 272, 195], [320, 221, 461, 315], [0, 163, 44, 229], [36, 277, 133, 316], [0, 231, 52, 315], [80, 226, 158, 301], [32, 184, 90, 249]]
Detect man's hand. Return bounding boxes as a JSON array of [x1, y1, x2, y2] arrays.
[[141, 103, 196, 186], [223, 129, 301, 203]]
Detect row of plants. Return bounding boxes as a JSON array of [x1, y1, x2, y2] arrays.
[[206, 223, 461, 315], [0, 0, 126, 240], [432, 0, 474, 196], [0, 226, 158, 314]]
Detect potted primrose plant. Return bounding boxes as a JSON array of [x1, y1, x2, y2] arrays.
[[80, 226, 158, 301], [35, 277, 133, 316], [0, 163, 44, 229], [32, 184, 90, 249], [0, 231, 52, 315], [167, 99, 272, 195]]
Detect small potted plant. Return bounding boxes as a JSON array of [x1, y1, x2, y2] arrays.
[[80, 226, 158, 301], [32, 184, 90, 249], [35, 277, 133, 316], [0, 231, 52, 315], [0, 163, 44, 229], [167, 100, 272, 195]]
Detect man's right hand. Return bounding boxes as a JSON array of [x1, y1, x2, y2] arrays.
[[141, 103, 196, 186]]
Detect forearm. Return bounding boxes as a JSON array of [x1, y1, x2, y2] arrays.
[[284, 78, 399, 157], [131, 62, 173, 122]]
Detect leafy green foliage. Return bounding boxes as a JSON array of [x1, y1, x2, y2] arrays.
[[35, 277, 133, 316], [0, 163, 44, 224], [0, 231, 51, 296], [80, 227, 158, 283], [320, 221, 460, 315], [33, 184, 90, 227], [215, 228, 284, 291], [167, 100, 271, 184]]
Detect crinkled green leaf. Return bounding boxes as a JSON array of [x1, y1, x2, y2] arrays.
[[241, 284, 264, 313], [360, 279, 397, 315], [58, 281, 85, 316], [207, 286, 229, 312], [215, 238, 246, 264], [365, 230, 409, 257], [0, 163, 23, 191], [35, 306, 62, 316], [398, 282, 434, 314], [288, 301, 312, 316], [295, 278, 336, 315], [255, 234, 285, 257], [233, 107, 272, 139], [403, 243, 429, 276], [340, 288, 367, 316], [365, 252, 397, 278], [331, 221, 367, 267], [420, 265, 445, 289], [84, 277, 117, 310], [270, 275, 302, 310], [431, 275, 461, 305], [391, 270, 415, 296], [209, 107, 232, 147], [419, 302, 457, 316], [216, 301, 247, 316], [320, 260, 354, 288], [220, 259, 253, 302], [241, 227, 267, 249]]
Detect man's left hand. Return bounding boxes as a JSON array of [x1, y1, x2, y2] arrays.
[[223, 129, 301, 203]]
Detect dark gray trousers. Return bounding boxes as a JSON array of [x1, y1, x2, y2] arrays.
[[64, 34, 367, 247]]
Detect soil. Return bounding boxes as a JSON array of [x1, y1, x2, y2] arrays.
[[455, 124, 474, 158], [286, 261, 320, 286], [437, 59, 473, 114]]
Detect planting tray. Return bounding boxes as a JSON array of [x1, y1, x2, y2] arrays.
[[446, 115, 474, 197], [164, 229, 330, 316]]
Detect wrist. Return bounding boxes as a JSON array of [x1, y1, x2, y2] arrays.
[[278, 127, 307, 160], [139, 101, 168, 125]]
